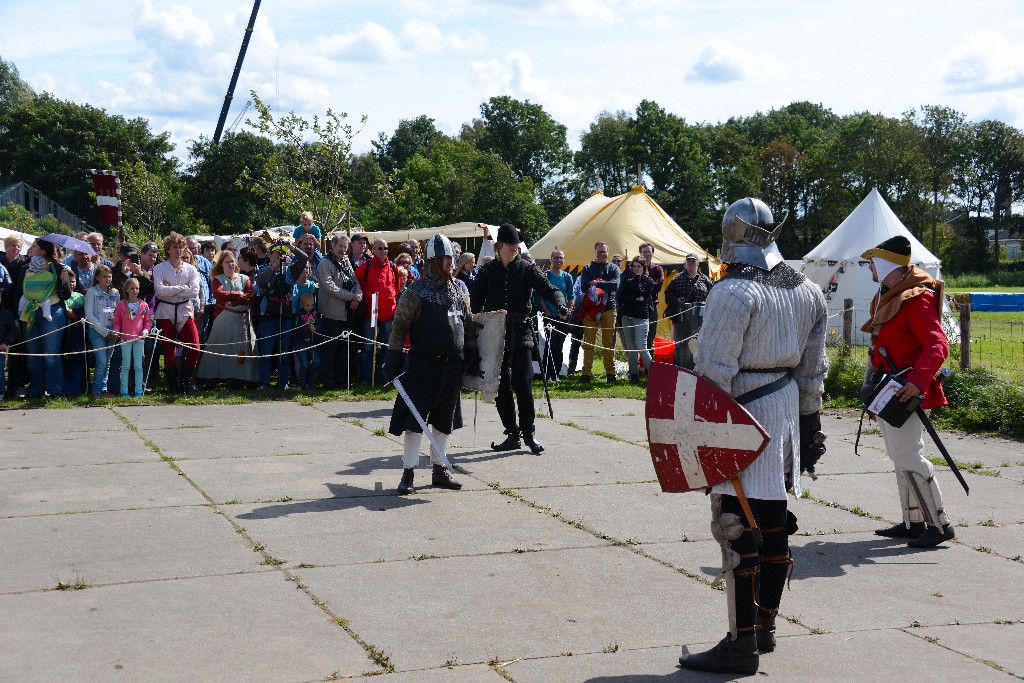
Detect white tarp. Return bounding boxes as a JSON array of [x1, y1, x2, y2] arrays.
[[800, 188, 957, 346]]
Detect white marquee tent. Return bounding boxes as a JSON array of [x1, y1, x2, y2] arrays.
[[800, 188, 957, 346]]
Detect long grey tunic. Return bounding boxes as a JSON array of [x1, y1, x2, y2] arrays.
[[694, 263, 828, 500]]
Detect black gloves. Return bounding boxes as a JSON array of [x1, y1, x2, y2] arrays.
[[799, 411, 827, 475], [382, 349, 404, 382], [464, 346, 482, 377]]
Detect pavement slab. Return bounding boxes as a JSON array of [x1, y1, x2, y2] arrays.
[[1, 401, 1022, 683], [297, 545, 722, 672], [0, 461, 206, 517], [0, 572, 374, 682], [0, 506, 263, 594], [227, 488, 606, 568]]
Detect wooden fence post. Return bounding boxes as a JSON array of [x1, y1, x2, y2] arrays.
[[842, 298, 853, 356], [959, 301, 971, 370]]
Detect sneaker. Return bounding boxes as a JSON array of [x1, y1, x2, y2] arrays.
[[134, 393, 144, 398], [120, 393, 130, 398], [606, 373, 616, 383], [580, 375, 592, 383]]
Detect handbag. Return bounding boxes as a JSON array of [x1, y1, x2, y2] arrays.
[[863, 372, 922, 428]]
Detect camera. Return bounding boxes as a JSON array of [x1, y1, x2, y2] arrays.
[[129, 253, 141, 264], [270, 239, 291, 255]]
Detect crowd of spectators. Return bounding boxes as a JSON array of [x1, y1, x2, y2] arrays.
[[0, 218, 715, 401]]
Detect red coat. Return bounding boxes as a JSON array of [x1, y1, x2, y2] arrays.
[[869, 289, 948, 409], [356, 258, 397, 322]]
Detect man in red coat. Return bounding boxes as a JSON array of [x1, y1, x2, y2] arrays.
[[861, 235, 954, 548]]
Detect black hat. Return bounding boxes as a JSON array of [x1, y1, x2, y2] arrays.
[[861, 235, 911, 266], [496, 223, 521, 245]]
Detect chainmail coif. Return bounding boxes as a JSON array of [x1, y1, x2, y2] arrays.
[[408, 259, 462, 308]]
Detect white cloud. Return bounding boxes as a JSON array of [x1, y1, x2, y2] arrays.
[[134, 0, 215, 70], [684, 41, 787, 85], [943, 31, 1024, 93]]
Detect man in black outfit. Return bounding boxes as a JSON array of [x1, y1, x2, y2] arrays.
[[471, 224, 568, 454]]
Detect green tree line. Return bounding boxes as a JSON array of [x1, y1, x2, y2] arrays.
[[2, 56, 1023, 273]]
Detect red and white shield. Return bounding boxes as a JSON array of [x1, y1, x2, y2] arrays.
[[645, 362, 769, 493]]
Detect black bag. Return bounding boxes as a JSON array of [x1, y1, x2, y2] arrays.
[[864, 372, 922, 428]]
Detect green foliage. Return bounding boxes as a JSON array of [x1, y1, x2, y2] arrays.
[[0, 56, 34, 117], [184, 131, 282, 234], [0, 202, 36, 234], [823, 351, 866, 407], [33, 214, 65, 235], [373, 115, 446, 174], [936, 367, 1024, 438], [243, 91, 365, 234], [0, 92, 175, 224], [945, 272, 1024, 288]]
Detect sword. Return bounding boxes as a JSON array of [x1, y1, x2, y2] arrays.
[[392, 373, 453, 472], [877, 349, 969, 495]]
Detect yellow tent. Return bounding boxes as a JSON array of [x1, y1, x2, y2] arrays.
[[532, 186, 719, 274]]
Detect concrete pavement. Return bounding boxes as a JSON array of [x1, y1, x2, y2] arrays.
[[1, 398, 1021, 682]]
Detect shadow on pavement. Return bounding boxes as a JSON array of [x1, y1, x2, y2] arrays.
[[236, 482, 428, 519]]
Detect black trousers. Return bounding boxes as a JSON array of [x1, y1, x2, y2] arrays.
[[318, 317, 351, 388], [495, 342, 535, 434], [542, 315, 570, 378]]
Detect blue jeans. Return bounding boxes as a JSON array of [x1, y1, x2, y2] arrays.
[[120, 339, 145, 396], [360, 317, 392, 385], [26, 305, 67, 397], [257, 318, 292, 387], [622, 315, 652, 378], [88, 329, 114, 394]]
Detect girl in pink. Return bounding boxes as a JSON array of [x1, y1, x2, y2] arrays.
[[113, 278, 153, 398]]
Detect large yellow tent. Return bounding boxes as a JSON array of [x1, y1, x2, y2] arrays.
[[532, 186, 718, 273]]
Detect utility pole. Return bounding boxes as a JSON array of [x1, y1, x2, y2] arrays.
[[214, 0, 261, 144]]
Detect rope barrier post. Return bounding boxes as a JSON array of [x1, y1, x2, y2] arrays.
[[842, 298, 853, 355], [960, 301, 971, 370], [346, 333, 351, 396]]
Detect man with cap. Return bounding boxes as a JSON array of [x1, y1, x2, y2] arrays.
[[471, 223, 568, 454], [664, 252, 713, 369], [382, 233, 472, 494], [861, 235, 954, 548], [679, 197, 828, 675]]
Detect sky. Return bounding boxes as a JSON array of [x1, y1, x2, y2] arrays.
[[2, 0, 1024, 163]]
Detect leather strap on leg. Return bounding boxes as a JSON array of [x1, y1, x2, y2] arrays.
[[761, 552, 795, 591], [731, 477, 763, 545]]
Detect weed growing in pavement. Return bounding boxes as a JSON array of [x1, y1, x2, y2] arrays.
[[260, 556, 285, 566], [53, 576, 90, 590], [371, 427, 387, 437], [602, 644, 620, 653]]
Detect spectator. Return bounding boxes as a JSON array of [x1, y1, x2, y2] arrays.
[[62, 271, 88, 395], [406, 239, 425, 276], [566, 273, 585, 376], [538, 249, 573, 380], [112, 277, 152, 398], [293, 292, 318, 390], [0, 288, 17, 400], [317, 233, 361, 389], [455, 252, 476, 293], [197, 249, 259, 387], [23, 240, 72, 398], [1, 235, 29, 398], [63, 232, 89, 266], [355, 239, 398, 385], [153, 232, 202, 393], [188, 236, 216, 343], [249, 237, 270, 267], [138, 242, 160, 391], [296, 233, 323, 283], [293, 211, 323, 243], [85, 232, 115, 268], [664, 253, 713, 370], [349, 233, 370, 270], [395, 245, 419, 281], [254, 240, 302, 391], [640, 242, 665, 347], [619, 256, 655, 383], [69, 249, 97, 292], [578, 241, 621, 383], [85, 264, 120, 398]]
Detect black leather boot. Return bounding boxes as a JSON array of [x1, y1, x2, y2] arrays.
[[491, 429, 522, 451], [755, 614, 776, 653], [164, 366, 180, 393], [181, 366, 199, 393], [679, 634, 758, 675], [397, 468, 415, 495], [431, 464, 462, 490], [521, 428, 544, 454], [875, 521, 925, 538], [908, 523, 955, 548]]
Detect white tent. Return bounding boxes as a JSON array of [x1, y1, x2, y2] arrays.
[[800, 188, 957, 346]]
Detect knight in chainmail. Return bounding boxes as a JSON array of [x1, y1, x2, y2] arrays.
[[679, 198, 829, 676], [382, 233, 472, 495]]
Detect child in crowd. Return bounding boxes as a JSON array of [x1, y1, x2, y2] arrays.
[[84, 264, 120, 398], [19, 255, 55, 323], [113, 278, 152, 398], [293, 292, 318, 390], [0, 290, 18, 400]]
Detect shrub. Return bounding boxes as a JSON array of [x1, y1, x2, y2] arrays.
[[824, 351, 865, 408]]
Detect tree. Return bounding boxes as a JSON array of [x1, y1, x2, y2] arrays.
[[966, 120, 1024, 267], [0, 202, 37, 234], [183, 131, 280, 233], [906, 105, 969, 254], [0, 56, 34, 119], [0, 93, 175, 225], [472, 96, 572, 218], [120, 159, 170, 243], [243, 92, 365, 233], [373, 115, 446, 174], [575, 110, 635, 197]]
